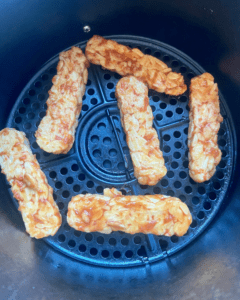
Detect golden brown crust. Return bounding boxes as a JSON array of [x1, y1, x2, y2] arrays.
[[85, 35, 187, 95], [188, 73, 223, 182], [115, 76, 167, 185], [67, 188, 192, 237], [0, 128, 62, 238], [35, 46, 89, 154]]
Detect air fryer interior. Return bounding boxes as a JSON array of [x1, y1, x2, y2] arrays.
[[0, 1, 240, 299]]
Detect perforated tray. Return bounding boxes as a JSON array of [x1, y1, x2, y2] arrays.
[[6, 35, 236, 267]]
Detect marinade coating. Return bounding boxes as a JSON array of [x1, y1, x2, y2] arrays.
[[0, 128, 62, 238]]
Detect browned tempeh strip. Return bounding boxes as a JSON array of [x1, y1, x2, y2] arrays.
[[67, 188, 192, 237], [85, 35, 187, 95], [188, 73, 223, 182]]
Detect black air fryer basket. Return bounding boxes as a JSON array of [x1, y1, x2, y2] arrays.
[[0, 1, 240, 299]]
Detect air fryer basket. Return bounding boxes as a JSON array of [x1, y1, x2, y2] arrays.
[[6, 35, 236, 267]]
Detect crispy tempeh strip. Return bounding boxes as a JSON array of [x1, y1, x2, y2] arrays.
[[67, 188, 192, 237], [0, 128, 62, 238], [85, 35, 187, 95], [188, 73, 223, 182], [115, 76, 167, 185], [35, 46, 89, 154]]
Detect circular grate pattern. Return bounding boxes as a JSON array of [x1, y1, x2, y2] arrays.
[[6, 35, 236, 267]]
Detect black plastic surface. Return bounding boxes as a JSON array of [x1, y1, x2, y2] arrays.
[[6, 36, 237, 267]]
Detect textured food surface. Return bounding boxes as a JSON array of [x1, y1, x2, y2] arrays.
[[115, 76, 167, 185], [67, 188, 192, 237], [85, 35, 187, 95], [0, 128, 62, 238], [188, 73, 223, 182], [35, 46, 89, 154]]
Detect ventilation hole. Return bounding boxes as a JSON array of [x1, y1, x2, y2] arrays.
[[43, 151, 50, 157], [187, 73, 194, 79], [90, 248, 98, 256], [74, 230, 81, 237], [91, 135, 99, 143], [68, 240, 76, 248], [167, 171, 174, 178], [179, 96, 187, 103], [198, 186, 206, 195], [174, 141, 182, 149], [151, 105, 156, 112], [27, 112, 35, 119], [119, 238, 129, 247], [73, 185, 80, 193], [185, 186, 192, 194], [57, 202, 64, 210], [161, 179, 168, 187], [168, 99, 176, 107], [160, 102, 167, 109], [97, 236, 104, 244], [156, 114, 163, 121], [82, 104, 89, 111], [219, 139, 226, 147], [184, 127, 188, 135], [152, 96, 160, 102], [53, 193, 57, 201], [85, 233, 93, 242], [35, 153, 40, 160], [71, 164, 79, 171], [32, 102, 40, 110], [137, 245, 147, 257], [44, 103, 48, 109], [163, 134, 171, 141], [113, 251, 121, 259], [62, 190, 70, 198], [109, 149, 117, 157], [37, 94, 45, 101], [197, 211, 205, 220], [39, 111, 46, 119], [78, 173, 85, 181], [204, 201, 211, 210], [174, 181, 182, 189], [117, 162, 125, 170], [29, 89, 36, 96], [154, 51, 161, 58], [125, 250, 133, 258], [219, 161, 226, 168], [171, 236, 179, 243], [192, 196, 200, 205], [213, 182, 221, 190], [32, 142, 39, 149], [19, 107, 26, 114], [153, 187, 161, 194], [144, 48, 151, 55], [96, 186, 103, 193], [113, 72, 121, 80], [163, 55, 170, 62], [179, 171, 187, 179], [110, 92, 115, 99], [79, 244, 87, 252], [87, 88, 95, 95], [109, 238, 117, 246], [107, 82, 114, 89], [186, 105, 190, 111], [171, 161, 179, 169], [49, 67, 56, 74], [48, 171, 57, 180], [91, 98, 97, 105], [66, 177, 73, 184], [104, 74, 111, 80], [166, 111, 173, 118], [98, 122, 106, 130], [15, 117, 22, 124], [36, 121, 40, 127], [173, 131, 181, 138], [60, 167, 68, 175], [120, 189, 127, 195], [86, 79, 91, 86], [183, 160, 189, 168], [34, 81, 42, 88], [87, 181, 94, 188], [103, 137, 111, 145], [222, 150, 227, 158], [190, 220, 197, 228], [55, 182, 62, 189], [159, 239, 168, 251], [102, 250, 110, 258], [140, 185, 148, 190], [58, 234, 66, 243], [209, 192, 217, 200], [64, 223, 71, 231], [103, 160, 112, 168], [171, 61, 179, 68], [23, 98, 30, 105], [176, 107, 183, 114], [185, 150, 189, 157], [167, 190, 175, 196], [163, 145, 171, 153], [179, 195, 186, 202], [82, 95, 86, 101], [173, 152, 181, 159], [180, 66, 187, 73], [41, 74, 49, 81], [219, 128, 225, 136]]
